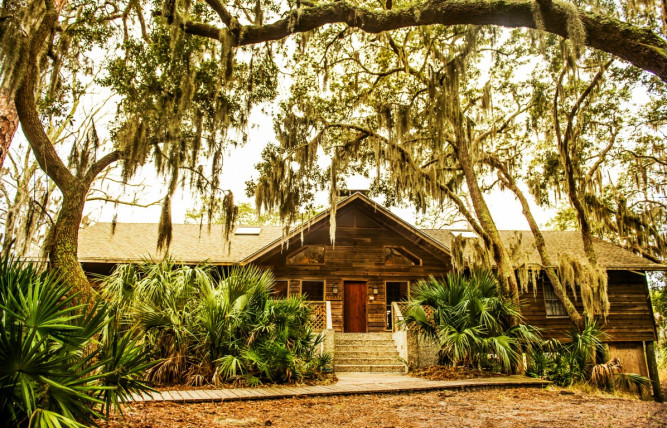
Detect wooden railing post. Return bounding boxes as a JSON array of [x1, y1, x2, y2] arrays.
[[326, 301, 333, 330]]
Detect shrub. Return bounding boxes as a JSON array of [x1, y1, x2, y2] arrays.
[[0, 256, 153, 427], [527, 321, 650, 395], [102, 260, 326, 386], [404, 269, 542, 373]]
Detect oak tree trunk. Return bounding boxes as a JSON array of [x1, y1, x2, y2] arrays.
[[491, 159, 584, 329], [47, 181, 90, 294], [455, 140, 520, 304], [0, 89, 19, 169]]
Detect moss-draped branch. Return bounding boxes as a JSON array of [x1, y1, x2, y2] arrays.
[[181, 0, 667, 82]]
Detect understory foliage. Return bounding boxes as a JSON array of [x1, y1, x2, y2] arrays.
[[527, 321, 650, 395], [405, 269, 650, 394], [0, 256, 153, 427], [404, 270, 541, 373], [102, 260, 328, 386]]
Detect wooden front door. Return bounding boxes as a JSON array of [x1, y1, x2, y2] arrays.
[[344, 281, 367, 332]]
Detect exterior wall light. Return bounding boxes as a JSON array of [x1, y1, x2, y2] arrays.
[[332, 284, 339, 294], [373, 285, 379, 295]]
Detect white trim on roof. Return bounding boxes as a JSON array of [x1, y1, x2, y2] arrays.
[[234, 227, 262, 235]]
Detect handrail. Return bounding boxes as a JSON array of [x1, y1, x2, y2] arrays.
[[392, 301, 406, 333], [325, 300, 333, 330]]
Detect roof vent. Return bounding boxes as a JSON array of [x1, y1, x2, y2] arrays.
[[234, 227, 262, 235], [451, 230, 478, 238]]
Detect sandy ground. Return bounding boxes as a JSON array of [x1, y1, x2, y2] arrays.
[[108, 384, 667, 427]]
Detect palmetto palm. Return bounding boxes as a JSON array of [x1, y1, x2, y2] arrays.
[[0, 256, 153, 427], [405, 269, 541, 372], [103, 261, 326, 387]]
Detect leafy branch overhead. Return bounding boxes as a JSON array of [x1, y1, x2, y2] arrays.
[[175, 0, 667, 82]]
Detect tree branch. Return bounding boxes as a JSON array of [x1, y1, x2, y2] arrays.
[[181, 0, 667, 82], [585, 127, 617, 183], [84, 150, 124, 185], [15, 10, 74, 191], [622, 149, 667, 167], [85, 195, 164, 208], [204, 0, 237, 28]]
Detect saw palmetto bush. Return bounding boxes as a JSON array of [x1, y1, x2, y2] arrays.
[[527, 321, 650, 395], [404, 269, 542, 373], [102, 260, 327, 387], [0, 256, 154, 428]]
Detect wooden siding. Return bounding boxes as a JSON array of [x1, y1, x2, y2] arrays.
[[241, 200, 656, 342], [521, 270, 657, 342], [255, 203, 452, 332]]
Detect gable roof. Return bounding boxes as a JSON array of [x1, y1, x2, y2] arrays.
[[77, 192, 665, 270], [240, 192, 452, 264]]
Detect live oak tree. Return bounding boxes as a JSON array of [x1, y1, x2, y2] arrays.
[[248, 13, 665, 327], [1, 0, 279, 291], [1, 0, 138, 292], [248, 25, 538, 304], [525, 34, 666, 317], [5, 0, 667, 168]]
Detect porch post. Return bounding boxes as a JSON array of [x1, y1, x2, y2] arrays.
[[646, 341, 663, 402]]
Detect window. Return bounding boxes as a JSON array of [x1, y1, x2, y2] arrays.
[[301, 280, 324, 301], [386, 281, 409, 329], [273, 280, 288, 299], [287, 246, 325, 265], [544, 281, 568, 317], [384, 247, 421, 266]]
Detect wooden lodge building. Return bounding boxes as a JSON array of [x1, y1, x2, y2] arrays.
[[79, 192, 665, 378]]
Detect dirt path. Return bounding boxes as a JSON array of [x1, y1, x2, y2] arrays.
[[109, 386, 667, 427]]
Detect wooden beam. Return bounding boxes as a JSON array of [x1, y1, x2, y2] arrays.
[[645, 341, 664, 402]]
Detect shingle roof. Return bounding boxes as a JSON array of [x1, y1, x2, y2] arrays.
[[77, 223, 283, 265], [421, 229, 666, 270], [76, 194, 665, 270]]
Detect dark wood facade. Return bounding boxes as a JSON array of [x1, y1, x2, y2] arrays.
[[249, 197, 657, 342], [252, 199, 453, 332], [522, 270, 657, 342], [78, 193, 658, 342]]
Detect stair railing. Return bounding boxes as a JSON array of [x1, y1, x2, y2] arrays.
[[392, 301, 406, 333]]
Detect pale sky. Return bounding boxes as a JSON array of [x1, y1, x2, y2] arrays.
[[8, 49, 556, 232], [75, 102, 555, 231]]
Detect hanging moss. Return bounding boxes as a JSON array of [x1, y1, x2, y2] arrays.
[[451, 234, 467, 274], [557, 253, 609, 319], [221, 191, 238, 242], [157, 195, 172, 252], [329, 155, 338, 246]]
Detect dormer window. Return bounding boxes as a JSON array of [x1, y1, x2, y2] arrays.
[[286, 245, 325, 265], [384, 246, 421, 266]]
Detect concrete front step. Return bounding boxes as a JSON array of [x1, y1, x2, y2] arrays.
[[333, 333, 404, 374], [335, 332, 393, 340], [335, 349, 400, 359], [334, 357, 401, 365], [334, 364, 406, 373], [335, 343, 396, 354], [334, 339, 397, 347]]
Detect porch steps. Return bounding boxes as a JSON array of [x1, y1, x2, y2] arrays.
[[334, 332, 406, 373]]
